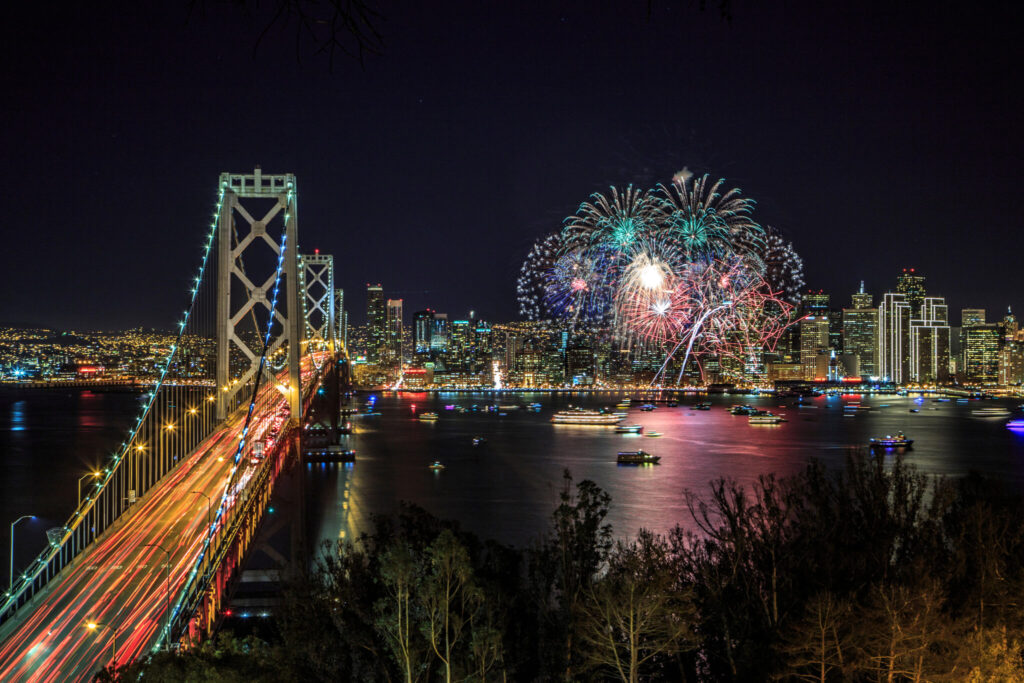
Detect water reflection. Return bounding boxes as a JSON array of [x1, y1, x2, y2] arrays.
[[305, 393, 1024, 551]]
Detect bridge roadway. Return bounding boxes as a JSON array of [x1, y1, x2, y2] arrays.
[[0, 363, 318, 681]]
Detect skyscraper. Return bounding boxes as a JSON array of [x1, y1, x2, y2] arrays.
[[413, 309, 435, 355], [909, 296, 950, 384], [366, 284, 385, 363], [800, 290, 830, 317], [335, 288, 348, 354], [851, 281, 873, 309], [430, 313, 449, 354], [963, 324, 1001, 384], [385, 299, 403, 367], [843, 285, 878, 378], [878, 292, 911, 383], [799, 316, 830, 380], [896, 268, 926, 317], [961, 308, 986, 327]]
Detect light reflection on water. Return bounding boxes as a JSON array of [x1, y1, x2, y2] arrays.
[[306, 392, 1024, 550]]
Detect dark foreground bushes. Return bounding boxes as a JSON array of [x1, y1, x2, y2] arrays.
[[99, 453, 1024, 681]]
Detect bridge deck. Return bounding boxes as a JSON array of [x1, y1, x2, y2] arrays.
[[0, 418, 243, 681]]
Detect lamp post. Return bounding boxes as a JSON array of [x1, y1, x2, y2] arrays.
[[78, 472, 101, 507], [86, 621, 117, 661], [9, 515, 35, 593], [143, 542, 171, 649]]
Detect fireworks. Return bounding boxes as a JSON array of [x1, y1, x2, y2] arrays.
[[762, 228, 805, 304], [519, 169, 802, 384]]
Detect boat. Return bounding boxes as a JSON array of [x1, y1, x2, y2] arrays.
[[497, 405, 520, 410], [527, 402, 543, 411], [472, 437, 487, 446], [730, 405, 755, 415], [666, 399, 679, 407], [644, 431, 663, 437], [973, 408, 1011, 417], [551, 409, 621, 425], [429, 461, 445, 470], [909, 409, 920, 413], [617, 450, 661, 464], [694, 402, 712, 410], [1007, 420, 1024, 430], [639, 404, 656, 412], [615, 401, 632, 410], [749, 411, 786, 424], [869, 432, 913, 449], [615, 424, 644, 434], [418, 412, 439, 421]]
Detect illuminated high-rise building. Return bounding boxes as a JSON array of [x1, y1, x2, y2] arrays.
[[799, 316, 830, 380], [961, 308, 986, 327], [449, 320, 471, 371], [430, 313, 449, 353], [999, 340, 1024, 387], [385, 299, 403, 367], [851, 281, 873, 309], [878, 292, 911, 383], [800, 290, 830, 316], [909, 296, 950, 384], [335, 288, 348, 354], [896, 268, 926, 317], [843, 285, 878, 378], [366, 284, 385, 363], [1003, 307, 1018, 340], [413, 309, 434, 355], [963, 324, 1001, 384]]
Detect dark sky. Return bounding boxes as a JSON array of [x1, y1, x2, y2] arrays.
[[2, 1, 1021, 330]]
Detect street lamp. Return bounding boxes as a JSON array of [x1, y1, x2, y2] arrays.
[[143, 542, 171, 650], [78, 472, 101, 506], [86, 621, 117, 661], [9, 515, 35, 593]]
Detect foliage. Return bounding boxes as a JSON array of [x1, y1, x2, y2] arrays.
[[116, 456, 1024, 682]]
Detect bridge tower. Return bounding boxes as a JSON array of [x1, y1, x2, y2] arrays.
[[216, 167, 303, 421], [300, 252, 337, 356]]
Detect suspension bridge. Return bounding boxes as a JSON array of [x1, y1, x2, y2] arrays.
[[0, 168, 346, 681]]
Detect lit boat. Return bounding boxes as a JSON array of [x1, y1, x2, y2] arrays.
[[644, 431, 663, 437], [614, 424, 643, 434], [730, 405, 754, 415], [418, 412, 439, 421], [909, 409, 920, 413], [472, 437, 487, 446], [429, 461, 445, 470], [617, 450, 661, 464], [639, 404, 656, 412], [869, 432, 913, 448], [749, 411, 786, 424], [973, 408, 1011, 417], [1007, 420, 1024, 430], [551, 409, 621, 425], [666, 399, 679, 407], [693, 402, 712, 410]]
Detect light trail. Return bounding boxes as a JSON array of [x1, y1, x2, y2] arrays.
[[0, 358, 320, 682]]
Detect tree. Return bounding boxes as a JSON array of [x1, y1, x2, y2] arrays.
[[421, 529, 482, 683], [375, 540, 429, 683], [853, 581, 947, 683], [578, 530, 697, 683], [776, 591, 851, 682], [545, 469, 613, 681]]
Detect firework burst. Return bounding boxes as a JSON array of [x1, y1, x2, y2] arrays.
[[519, 168, 800, 385]]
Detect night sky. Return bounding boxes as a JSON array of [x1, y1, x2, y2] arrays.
[[2, 1, 1021, 330]]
